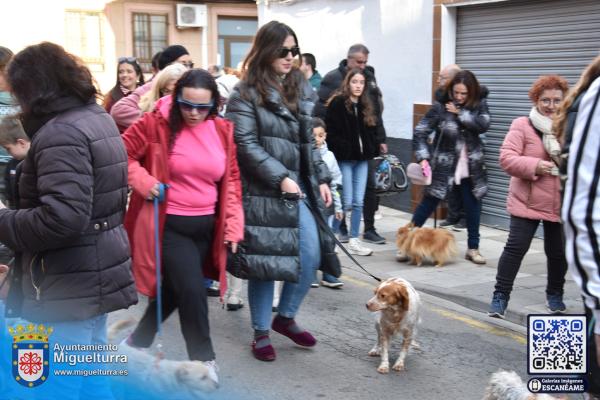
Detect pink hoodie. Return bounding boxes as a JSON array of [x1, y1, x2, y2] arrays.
[[499, 116, 561, 222]]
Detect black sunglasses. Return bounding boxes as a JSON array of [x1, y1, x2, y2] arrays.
[[277, 46, 300, 58], [181, 61, 194, 69], [177, 96, 214, 112], [118, 56, 137, 64]]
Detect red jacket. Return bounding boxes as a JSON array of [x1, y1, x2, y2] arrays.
[[122, 102, 244, 297], [500, 116, 561, 222]]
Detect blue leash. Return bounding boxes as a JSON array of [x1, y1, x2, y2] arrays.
[[153, 183, 167, 358]]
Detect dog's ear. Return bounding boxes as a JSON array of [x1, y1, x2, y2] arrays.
[[394, 283, 410, 312]]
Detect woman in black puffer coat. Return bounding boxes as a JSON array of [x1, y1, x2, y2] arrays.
[[0, 43, 136, 397], [411, 70, 490, 265], [226, 21, 339, 362]]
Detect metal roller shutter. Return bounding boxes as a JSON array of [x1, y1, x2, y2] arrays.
[[456, 0, 600, 229]]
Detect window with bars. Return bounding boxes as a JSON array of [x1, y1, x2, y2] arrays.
[[65, 10, 104, 71], [132, 13, 168, 73]]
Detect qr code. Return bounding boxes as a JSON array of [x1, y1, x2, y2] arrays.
[[528, 315, 586, 374]]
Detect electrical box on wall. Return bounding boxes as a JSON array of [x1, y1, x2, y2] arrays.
[[176, 4, 207, 28]]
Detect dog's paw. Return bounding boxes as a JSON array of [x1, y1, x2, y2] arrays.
[[377, 364, 389, 374], [392, 362, 405, 372], [368, 348, 381, 357]]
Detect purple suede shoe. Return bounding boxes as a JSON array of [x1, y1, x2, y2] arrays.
[[271, 316, 317, 347], [251, 335, 276, 361]]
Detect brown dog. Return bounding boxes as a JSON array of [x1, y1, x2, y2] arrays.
[[396, 223, 457, 267], [366, 277, 420, 373]]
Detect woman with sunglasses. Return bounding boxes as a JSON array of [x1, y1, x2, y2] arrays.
[[103, 56, 144, 113], [488, 75, 569, 319], [121, 69, 244, 384], [226, 20, 338, 362]]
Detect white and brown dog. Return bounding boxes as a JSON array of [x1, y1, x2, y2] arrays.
[[366, 277, 420, 373]]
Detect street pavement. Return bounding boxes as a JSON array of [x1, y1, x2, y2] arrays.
[[348, 206, 584, 327]]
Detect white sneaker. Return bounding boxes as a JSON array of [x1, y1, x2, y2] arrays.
[[203, 359, 219, 386], [348, 238, 373, 256]]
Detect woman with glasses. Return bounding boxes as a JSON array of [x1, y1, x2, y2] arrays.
[[103, 56, 144, 113], [488, 75, 569, 319], [121, 69, 244, 384], [225, 20, 338, 362]]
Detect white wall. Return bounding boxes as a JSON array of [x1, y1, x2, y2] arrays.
[[258, 0, 433, 139]]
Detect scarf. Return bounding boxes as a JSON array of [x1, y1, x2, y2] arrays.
[[529, 107, 561, 165], [119, 84, 133, 97]]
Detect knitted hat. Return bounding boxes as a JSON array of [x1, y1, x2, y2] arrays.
[[158, 45, 189, 70]]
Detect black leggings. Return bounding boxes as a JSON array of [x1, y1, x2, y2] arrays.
[[494, 215, 567, 297], [130, 214, 216, 361]]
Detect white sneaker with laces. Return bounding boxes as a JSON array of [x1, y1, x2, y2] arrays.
[[348, 238, 373, 256], [203, 360, 219, 386]]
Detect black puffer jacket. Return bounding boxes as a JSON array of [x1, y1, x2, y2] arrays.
[[413, 100, 490, 200], [315, 59, 386, 145], [0, 98, 137, 322], [325, 95, 379, 161], [226, 82, 339, 282]]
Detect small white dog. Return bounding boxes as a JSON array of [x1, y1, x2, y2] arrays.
[[482, 370, 562, 400], [108, 319, 218, 397]]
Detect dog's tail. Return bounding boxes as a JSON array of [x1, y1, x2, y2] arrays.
[[107, 318, 137, 342]]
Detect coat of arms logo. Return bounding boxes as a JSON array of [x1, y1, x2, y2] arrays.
[[9, 323, 52, 388]]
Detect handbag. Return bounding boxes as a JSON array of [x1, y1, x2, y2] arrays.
[[408, 127, 445, 186], [373, 154, 408, 196], [406, 162, 431, 185]]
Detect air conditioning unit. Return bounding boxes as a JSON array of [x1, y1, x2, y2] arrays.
[[176, 4, 207, 28]]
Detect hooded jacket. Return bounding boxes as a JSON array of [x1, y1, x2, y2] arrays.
[[0, 97, 137, 322], [225, 81, 340, 281], [122, 96, 244, 297]]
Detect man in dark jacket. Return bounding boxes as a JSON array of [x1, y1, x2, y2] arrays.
[[300, 53, 322, 91], [0, 42, 137, 398], [315, 44, 387, 244]]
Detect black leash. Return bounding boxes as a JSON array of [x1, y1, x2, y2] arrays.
[[305, 201, 382, 283]]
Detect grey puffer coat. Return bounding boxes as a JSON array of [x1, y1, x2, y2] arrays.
[[226, 82, 338, 282], [0, 98, 137, 322], [413, 100, 490, 200]]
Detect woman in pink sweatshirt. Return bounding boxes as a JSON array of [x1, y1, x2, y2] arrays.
[[488, 75, 569, 319]]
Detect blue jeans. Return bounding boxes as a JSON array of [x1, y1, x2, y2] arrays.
[[248, 200, 321, 331], [338, 160, 369, 238], [2, 313, 115, 400], [412, 178, 481, 249]]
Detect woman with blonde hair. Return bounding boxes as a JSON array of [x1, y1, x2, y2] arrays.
[[138, 63, 187, 113]]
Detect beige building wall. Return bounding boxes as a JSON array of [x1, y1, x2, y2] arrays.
[[1, 1, 256, 94]]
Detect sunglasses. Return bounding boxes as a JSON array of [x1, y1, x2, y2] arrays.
[[181, 61, 195, 69], [118, 56, 137, 63], [177, 97, 214, 112], [277, 46, 300, 58]]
